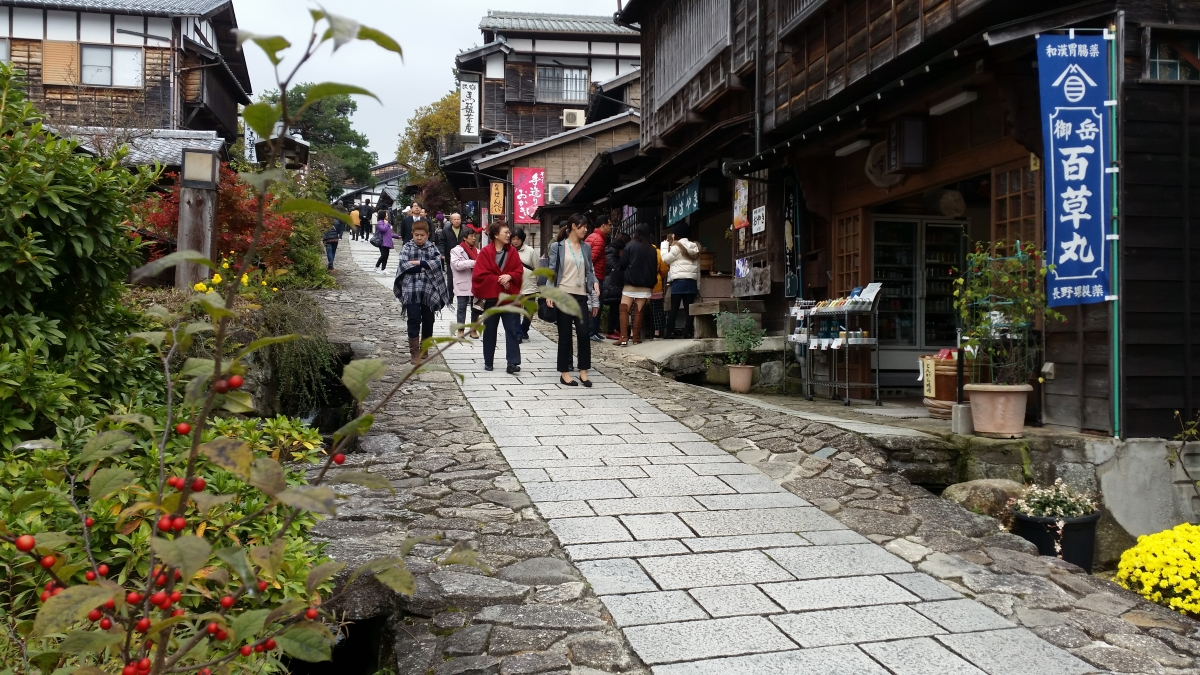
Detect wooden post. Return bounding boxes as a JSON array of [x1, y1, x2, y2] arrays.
[[175, 186, 217, 289]]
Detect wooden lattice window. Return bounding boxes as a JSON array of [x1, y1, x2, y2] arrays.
[[991, 158, 1042, 254], [834, 209, 862, 297]]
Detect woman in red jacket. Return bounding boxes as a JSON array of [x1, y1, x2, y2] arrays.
[[471, 221, 525, 373]]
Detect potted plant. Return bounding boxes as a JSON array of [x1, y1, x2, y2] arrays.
[[717, 310, 764, 393], [1009, 478, 1100, 572], [955, 241, 1064, 437]]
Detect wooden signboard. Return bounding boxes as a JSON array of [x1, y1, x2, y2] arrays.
[[489, 182, 505, 217]]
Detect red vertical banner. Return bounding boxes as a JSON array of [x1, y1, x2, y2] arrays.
[[513, 167, 545, 224]]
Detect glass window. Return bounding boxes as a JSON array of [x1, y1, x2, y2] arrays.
[[81, 45, 113, 86], [1149, 34, 1200, 81], [0, 39, 8, 65], [536, 66, 589, 104], [112, 46, 143, 87]]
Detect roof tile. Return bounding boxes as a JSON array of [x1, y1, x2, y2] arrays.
[[479, 10, 636, 35]]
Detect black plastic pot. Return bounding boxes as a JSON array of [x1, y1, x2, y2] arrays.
[[1011, 510, 1101, 572]]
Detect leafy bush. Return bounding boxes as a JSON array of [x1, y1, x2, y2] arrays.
[[0, 63, 164, 448], [1116, 523, 1200, 617], [1009, 478, 1097, 518], [717, 311, 765, 365]]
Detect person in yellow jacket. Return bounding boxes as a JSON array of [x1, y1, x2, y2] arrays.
[[649, 244, 670, 339], [349, 207, 362, 241]]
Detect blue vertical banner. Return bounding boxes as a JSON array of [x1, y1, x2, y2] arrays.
[[1038, 34, 1112, 307]]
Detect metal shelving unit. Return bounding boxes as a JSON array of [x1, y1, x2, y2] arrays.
[[796, 294, 882, 406]]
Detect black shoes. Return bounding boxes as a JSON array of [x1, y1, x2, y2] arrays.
[[484, 364, 493, 371], [560, 375, 578, 386], [580, 377, 593, 388], [507, 364, 521, 374]]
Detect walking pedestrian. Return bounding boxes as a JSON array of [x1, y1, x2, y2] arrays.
[[601, 233, 627, 340], [548, 214, 600, 386], [373, 211, 394, 273], [322, 222, 341, 271], [437, 212, 466, 290], [614, 223, 658, 346], [649, 241, 670, 339], [584, 215, 611, 341], [450, 225, 482, 339], [394, 220, 449, 364], [359, 201, 374, 238], [471, 221, 524, 374], [512, 227, 539, 342], [350, 205, 361, 241], [662, 224, 701, 339]]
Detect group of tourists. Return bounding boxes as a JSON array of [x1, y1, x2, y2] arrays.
[[328, 205, 703, 383]]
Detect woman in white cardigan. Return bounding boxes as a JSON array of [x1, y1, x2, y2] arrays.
[[661, 224, 701, 339]]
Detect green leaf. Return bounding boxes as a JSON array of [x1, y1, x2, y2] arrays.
[[249, 458, 286, 496], [275, 622, 333, 662], [14, 439, 59, 450], [150, 535, 211, 584], [332, 414, 374, 442], [89, 467, 137, 499], [327, 471, 394, 494], [539, 286, 581, 317], [221, 390, 256, 413], [279, 197, 354, 224], [74, 430, 133, 465], [277, 487, 337, 515], [242, 102, 282, 138], [184, 373, 211, 405], [59, 629, 122, 654], [199, 438, 253, 479], [30, 582, 117, 638], [193, 293, 236, 320], [126, 331, 167, 348], [323, 11, 360, 50], [231, 608, 271, 643], [238, 168, 286, 193], [346, 555, 404, 586], [232, 334, 299, 363], [131, 250, 214, 282], [8, 490, 51, 514], [179, 358, 216, 379], [439, 540, 487, 571], [184, 321, 215, 335], [214, 546, 256, 583], [249, 539, 285, 578], [305, 560, 346, 595], [145, 614, 189, 637], [357, 25, 403, 57], [191, 492, 235, 513], [341, 358, 386, 401], [266, 598, 308, 627], [374, 565, 415, 595], [102, 413, 156, 438], [306, 82, 380, 105], [72, 666, 108, 675], [32, 531, 74, 553]]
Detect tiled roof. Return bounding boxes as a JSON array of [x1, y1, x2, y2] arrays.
[[479, 10, 637, 35], [6, 0, 230, 15], [64, 128, 224, 166]]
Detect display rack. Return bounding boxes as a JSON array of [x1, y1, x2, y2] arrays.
[[791, 292, 882, 406]]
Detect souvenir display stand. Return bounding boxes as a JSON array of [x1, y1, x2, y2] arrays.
[[793, 287, 882, 406]]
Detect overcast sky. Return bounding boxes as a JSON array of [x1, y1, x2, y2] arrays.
[[233, 0, 624, 162]]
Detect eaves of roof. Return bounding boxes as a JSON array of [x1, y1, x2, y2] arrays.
[[479, 10, 637, 36], [5, 0, 230, 18], [474, 111, 640, 170]]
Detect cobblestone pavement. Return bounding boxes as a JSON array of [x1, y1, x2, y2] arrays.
[[313, 239, 646, 675], [322, 238, 1200, 674]]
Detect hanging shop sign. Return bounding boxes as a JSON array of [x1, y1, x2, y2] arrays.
[[489, 182, 505, 217], [1037, 33, 1112, 307], [512, 167, 545, 224], [458, 74, 481, 143], [751, 205, 766, 234], [732, 179, 749, 229], [667, 177, 700, 226]]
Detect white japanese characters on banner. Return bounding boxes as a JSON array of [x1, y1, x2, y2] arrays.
[[513, 167, 545, 224], [1037, 34, 1112, 307], [459, 75, 481, 141]]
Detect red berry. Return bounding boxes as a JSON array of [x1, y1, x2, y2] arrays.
[[220, 595, 234, 608], [172, 608, 185, 617], [39, 591, 49, 602], [216, 629, 228, 641], [213, 379, 230, 394], [206, 622, 219, 635], [14, 535, 35, 552], [228, 375, 244, 389], [333, 453, 346, 465], [240, 645, 252, 656], [257, 580, 268, 592], [88, 608, 102, 621], [170, 590, 182, 602], [136, 617, 151, 632], [150, 591, 167, 606], [104, 598, 115, 609], [100, 618, 113, 629], [175, 422, 191, 435], [166, 476, 179, 489], [174, 569, 181, 580], [51, 587, 62, 596], [123, 665, 137, 675], [265, 638, 277, 650], [85, 517, 95, 528], [98, 564, 109, 577], [305, 608, 319, 620], [200, 670, 212, 675], [85, 571, 97, 581], [45, 581, 55, 591], [254, 643, 265, 652], [39, 555, 55, 569], [171, 517, 186, 532], [138, 658, 151, 670], [191, 477, 206, 492], [127, 591, 142, 604], [157, 515, 172, 531], [156, 574, 167, 586]]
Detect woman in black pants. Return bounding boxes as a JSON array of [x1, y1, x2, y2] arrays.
[[547, 213, 600, 386]]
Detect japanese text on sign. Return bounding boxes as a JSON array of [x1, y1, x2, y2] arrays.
[[459, 76, 481, 140], [512, 167, 545, 224], [732, 180, 749, 230], [751, 205, 766, 234], [1037, 34, 1111, 307], [667, 178, 700, 226], [489, 182, 505, 217]]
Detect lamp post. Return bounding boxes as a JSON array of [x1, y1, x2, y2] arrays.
[[176, 148, 220, 289]]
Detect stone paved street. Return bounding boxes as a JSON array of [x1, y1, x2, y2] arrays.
[[320, 238, 1200, 674]]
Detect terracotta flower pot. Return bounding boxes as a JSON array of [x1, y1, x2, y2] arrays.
[[962, 383, 1032, 438], [728, 364, 755, 393]]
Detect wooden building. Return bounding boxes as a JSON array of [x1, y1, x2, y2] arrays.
[[609, 0, 1200, 439], [0, 0, 251, 147]]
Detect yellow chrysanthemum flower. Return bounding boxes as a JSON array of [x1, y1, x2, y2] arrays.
[[192, 282, 207, 292], [240, 274, 249, 285], [272, 287, 278, 292], [1117, 523, 1200, 618], [221, 262, 230, 269], [212, 273, 223, 284]]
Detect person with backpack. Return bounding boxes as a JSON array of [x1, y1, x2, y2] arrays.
[[547, 214, 600, 385], [662, 224, 702, 339], [394, 220, 449, 364], [471, 221, 524, 374], [322, 220, 341, 271], [601, 233, 627, 340], [614, 223, 659, 346], [372, 211, 394, 273], [359, 201, 374, 238]]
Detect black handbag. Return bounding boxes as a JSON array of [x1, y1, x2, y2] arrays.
[[537, 297, 557, 322]]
